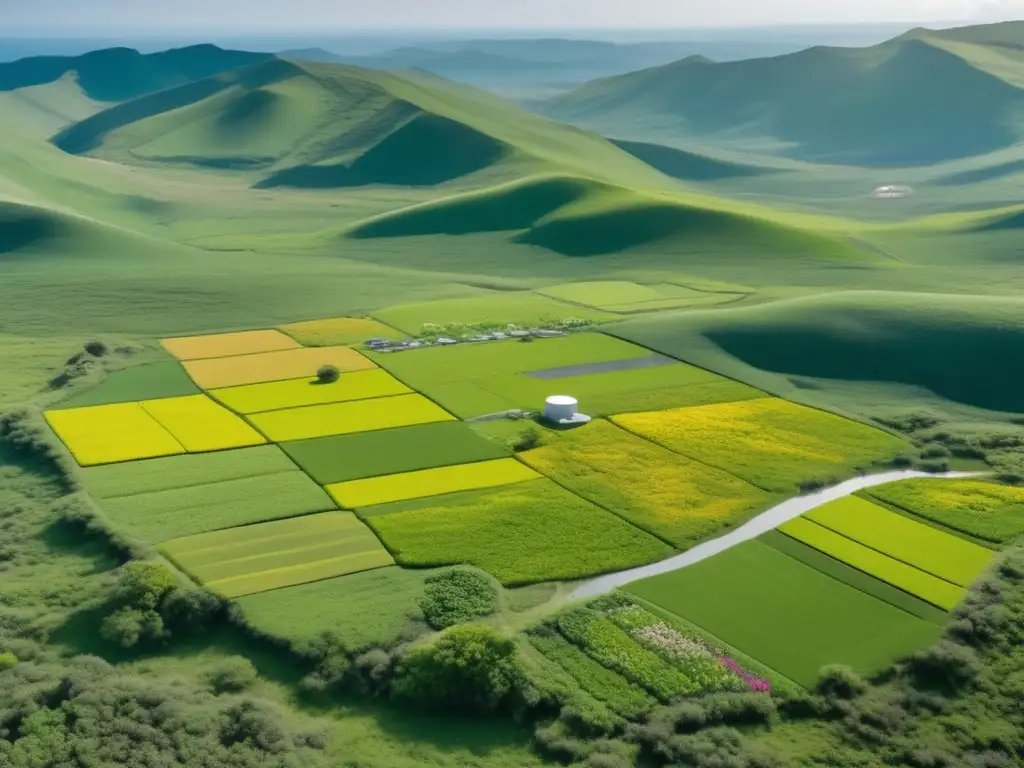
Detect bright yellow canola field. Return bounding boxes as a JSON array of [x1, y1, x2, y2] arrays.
[[183, 346, 376, 389], [612, 397, 908, 493], [248, 393, 455, 442], [519, 419, 773, 548], [141, 395, 266, 452], [780, 517, 964, 610], [327, 458, 539, 508], [279, 317, 404, 346], [210, 370, 410, 414], [45, 403, 185, 466], [161, 512, 393, 598], [161, 329, 299, 361]]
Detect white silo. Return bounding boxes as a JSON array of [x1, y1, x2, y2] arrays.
[[544, 395, 591, 425]]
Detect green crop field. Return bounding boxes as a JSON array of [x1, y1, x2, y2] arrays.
[[534, 280, 730, 313], [806, 497, 995, 587], [279, 316, 406, 347], [161, 512, 394, 597], [53, 360, 200, 409], [520, 420, 774, 548], [99, 469, 336, 542], [281, 421, 509, 485], [779, 517, 965, 610], [365, 479, 673, 585], [865, 479, 1024, 544], [236, 566, 434, 649], [625, 540, 942, 688], [613, 398, 910, 493]]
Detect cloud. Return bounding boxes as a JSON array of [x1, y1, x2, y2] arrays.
[[973, 0, 1024, 19]]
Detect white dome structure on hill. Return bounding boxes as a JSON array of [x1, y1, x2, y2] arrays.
[[544, 395, 591, 425]]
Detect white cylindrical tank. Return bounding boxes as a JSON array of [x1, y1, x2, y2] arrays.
[[545, 395, 578, 422]]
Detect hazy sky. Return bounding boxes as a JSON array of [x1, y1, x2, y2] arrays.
[[3, 0, 1023, 31]]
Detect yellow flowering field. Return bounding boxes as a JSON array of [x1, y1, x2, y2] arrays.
[[141, 395, 266, 452], [279, 317, 405, 346], [612, 398, 909, 493], [210, 370, 410, 414], [45, 402, 184, 466], [780, 517, 964, 610], [161, 329, 299, 361], [327, 458, 538, 508], [183, 346, 376, 389], [520, 420, 774, 549], [248, 393, 455, 442]]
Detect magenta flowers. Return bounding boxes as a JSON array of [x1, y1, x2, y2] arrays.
[[718, 656, 772, 693]]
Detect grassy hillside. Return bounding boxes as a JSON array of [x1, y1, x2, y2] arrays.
[[541, 25, 1024, 166], [52, 57, 673, 190], [609, 139, 778, 181], [346, 173, 875, 260]]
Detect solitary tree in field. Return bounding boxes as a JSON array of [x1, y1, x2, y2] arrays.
[[317, 365, 341, 384]]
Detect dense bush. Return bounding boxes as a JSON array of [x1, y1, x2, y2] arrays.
[[817, 665, 868, 701], [208, 657, 259, 694], [316, 365, 341, 384], [0, 409, 80, 492], [419, 568, 498, 630], [513, 426, 542, 452], [393, 625, 523, 714]]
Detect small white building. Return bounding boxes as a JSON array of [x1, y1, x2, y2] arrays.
[[544, 395, 591, 426]]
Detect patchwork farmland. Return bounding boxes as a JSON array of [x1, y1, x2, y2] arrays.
[[40, 306, 1017, 728]]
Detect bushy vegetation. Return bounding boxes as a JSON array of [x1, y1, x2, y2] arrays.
[[316, 364, 341, 384], [420, 569, 499, 630]]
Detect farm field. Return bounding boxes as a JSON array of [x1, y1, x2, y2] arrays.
[[279, 316, 406, 346], [806, 496, 995, 587], [535, 280, 740, 313], [365, 479, 673, 585], [612, 397, 910, 493], [624, 540, 942, 688], [54, 360, 200, 409], [236, 565, 435, 649], [865, 478, 1024, 545], [327, 458, 537, 508], [140, 394, 266, 452], [182, 345, 376, 389], [370, 293, 616, 335], [283, 421, 509, 484], [97, 466, 336, 542], [248, 392, 454, 441], [209, 369, 410, 414], [778, 517, 965, 610], [45, 402, 185, 466], [161, 329, 300, 360], [161, 512, 393, 598], [519, 419, 774, 548]]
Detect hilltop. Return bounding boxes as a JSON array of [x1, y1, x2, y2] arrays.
[[50, 56, 672, 189], [540, 22, 1024, 166]]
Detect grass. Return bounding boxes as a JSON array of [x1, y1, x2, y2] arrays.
[[182, 346, 376, 389], [44, 402, 184, 466], [865, 479, 1024, 544], [279, 317, 406, 346], [161, 329, 300, 361], [209, 370, 411, 414], [53, 360, 200, 409], [537, 281, 679, 309], [282, 421, 509, 485], [81, 444, 296, 498], [236, 566, 433, 650], [519, 420, 774, 549], [140, 394, 266, 452], [248, 393, 455, 442], [161, 511, 394, 598], [806, 496, 995, 588], [99, 469, 336, 543], [364, 479, 673, 585], [328, 459, 538, 508], [778, 517, 965, 610], [371, 292, 615, 335], [612, 398, 910, 493], [624, 540, 942, 688]]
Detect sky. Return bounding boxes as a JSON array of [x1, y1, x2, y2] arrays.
[[2, 0, 1022, 32]]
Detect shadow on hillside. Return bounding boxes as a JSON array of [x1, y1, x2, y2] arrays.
[[610, 138, 778, 181], [0, 202, 62, 254], [932, 158, 1024, 187], [258, 113, 507, 189]]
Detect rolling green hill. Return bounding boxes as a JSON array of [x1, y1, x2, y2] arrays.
[[347, 173, 876, 260], [540, 23, 1024, 166], [51, 57, 673, 189]]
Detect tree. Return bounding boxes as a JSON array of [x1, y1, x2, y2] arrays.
[[113, 561, 177, 610], [316, 365, 341, 384], [419, 569, 498, 630], [513, 426, 541, 452]]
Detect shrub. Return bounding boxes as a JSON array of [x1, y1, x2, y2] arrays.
[[906, 641, 982, 692], [419, 569, 498, 630], [393, 625, 523, 714], [0, 652, 17, 671], [100, 607, 165, 648], [817, 665, 868, 700], [84, 340, 109, 357], [161, 588, 226, 634], [208, 658, 259, 694], [351, 648, 395, 696], [316, 365, 341, 384], [112, 561, 178, 611], [513, 426, 542, 452], [218, 698, 290, 753]]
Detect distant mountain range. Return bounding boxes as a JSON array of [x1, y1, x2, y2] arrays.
[[539, 21, 1024, 166]]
